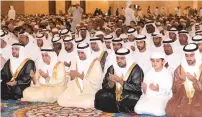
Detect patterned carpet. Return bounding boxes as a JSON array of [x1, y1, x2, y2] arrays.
[[1, 100, 138, 117]]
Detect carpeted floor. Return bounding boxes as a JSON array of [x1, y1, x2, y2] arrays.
[[1, 99, 138, 117]]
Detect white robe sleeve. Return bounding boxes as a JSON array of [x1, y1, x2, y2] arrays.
[[157, 72, 173, 96], [78, 7, 84, 13], [68, 7, 74, 14]]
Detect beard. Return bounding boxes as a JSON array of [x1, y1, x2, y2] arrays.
[[154, 42, 161, 47], [12, 53, 19, 58], [65, 46, 73, 52], [37, 42, 43, 47], [137, 46, 145, 51], [118, 62, 126, 68], [187, 60, 195, 65]]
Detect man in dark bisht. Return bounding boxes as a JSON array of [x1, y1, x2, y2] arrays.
[[1, 43, 36, 100], [95, 48, 144, 113]]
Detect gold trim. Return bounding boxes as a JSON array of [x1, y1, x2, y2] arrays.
[[98, 51, 105, 62], [116, 63, 136, 101], [10, 58, 31, 82], [52, 62, 62, 80], [182, 64, 202, 104], [75, 62, 83, 93], [9, 61, 13, 75], [75, 59, 98, 93], [38, 62, 65, 87], [85, 59, 97, 79]]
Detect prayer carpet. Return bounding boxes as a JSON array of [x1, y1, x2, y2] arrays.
[[1, 100, 138, 117]]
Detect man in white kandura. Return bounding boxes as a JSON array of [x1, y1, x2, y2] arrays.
[[57, 43, 103, 108]]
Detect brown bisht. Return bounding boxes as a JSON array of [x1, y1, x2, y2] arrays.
[[166, 65, 202, 117]]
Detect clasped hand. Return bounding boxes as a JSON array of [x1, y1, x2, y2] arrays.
[[109, 73, 124, 85], [69, 70, 84, 80]]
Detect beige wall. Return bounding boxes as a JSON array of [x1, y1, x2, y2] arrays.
[[86, 1, 109, 14], [24, 1, 49, 15], [1, 1, 202, 15], [109, 1, 179, 15], [198, 1, 202, 9], [56, 1, 65, 14], [72, 1, 80, 5], [1, 1, 24, 15], [109, 1, 201, 15]]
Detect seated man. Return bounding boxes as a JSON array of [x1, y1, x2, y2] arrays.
[[166, 43, 202, 117], [1, 43, 36, 100], [95, 48, 144, 113], [90, 37, 108, 71], [135, 52, 173, 116], [21, 45, 67, 103], [58, 43, 103, 108]]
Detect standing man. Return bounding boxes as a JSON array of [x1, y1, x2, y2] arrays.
[[8, 6, 16, 20], [125, 1, 137, 26], [116, 8, 119, 16], [68, 4, 83, 32], [108, 7, 112, 16]]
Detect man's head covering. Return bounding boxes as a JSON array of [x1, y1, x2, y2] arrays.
[[94, 31, 105, 37], [52, 36, 61, 43], [112, 38, 124, 44], [126, 0, 132, 8], [113, 48, 134, 79], [195, 30, 202, 35], [112, 38, 124, 50], [119, 33, 128, 40], [35, 33, 46, 40], [59, 28, 71, 37], [51, 28, 59, 33], [104, 35, 113, 42], [76, 43, 94, 75], [57, 36, 76, 65], [19, 31, 29, 37], [63, 36, 76, 49], [150, 52, 165, 59], [0, 29, 8, 43], [141, 20, 160, 34], [127, 28, 137, 37], [39, 44, 58, 81], [41, 44, 58, 66], [10, 43, 26, 73], [114, 28, 122, 38], [192, 35, 202, 43], [152, 32, 162, 37], [162, 37, 178, 53], [178, 30, 192, 43], [103, 35, 113, 52], [78, 27, 91, 39], [182, 43, 201, 72], [19, 31, 36, 44], [168, 27, 178, 32], [90, 37, 104, 52], [135, 35, 147, 42]]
